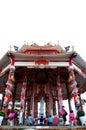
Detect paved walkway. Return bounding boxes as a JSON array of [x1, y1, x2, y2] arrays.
[[0, 125, 86, 130]]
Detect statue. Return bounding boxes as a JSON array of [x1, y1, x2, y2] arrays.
[[40, 97, 44, 115]]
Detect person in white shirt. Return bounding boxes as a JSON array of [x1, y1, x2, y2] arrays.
[[18, 108, 23, 125], [27, 114, 33, 125]]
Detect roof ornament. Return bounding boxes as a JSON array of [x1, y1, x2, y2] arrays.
[[72, 45, 74, 51], [45, 42, 52, 46], [7, 52, 13, 57], [24, 40, 26, 44], [70, 52, 77, 60], [64, 46, 70, 52], [9, 45, 12, 51], [31, 43, 38, 46], [57, 40, 59, 45], [14, 46, 19, 52]]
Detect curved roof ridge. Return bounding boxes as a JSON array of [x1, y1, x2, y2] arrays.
[[19, 43, 65, 53]]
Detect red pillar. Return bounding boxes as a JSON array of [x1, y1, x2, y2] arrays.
[[34, 96, 38, 118], [46, 96, 49, 117], [57, 75, 63, 118], [53, 98, 56, 115]]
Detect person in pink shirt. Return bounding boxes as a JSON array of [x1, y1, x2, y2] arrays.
[[62, 106, 67, 125], [69, 110, 77, 126]]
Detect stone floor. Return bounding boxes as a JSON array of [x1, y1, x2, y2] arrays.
[[0, 125, 86, 130]]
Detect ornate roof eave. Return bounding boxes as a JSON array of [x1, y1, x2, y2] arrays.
[[0, 52, 11, 70], [73, 54, 86, 70], [0, 51, 86, 73]]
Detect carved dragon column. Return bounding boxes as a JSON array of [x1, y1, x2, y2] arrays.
[[3, 54, 15, 114], [20, 76, 27, 122], [68, 60, 80, 110]]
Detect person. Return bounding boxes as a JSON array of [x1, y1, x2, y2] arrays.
[[69, 110, 77, 126], [48, 115, 53, 125], [53, 115, 59, 125], [7, 110, 15, 126], [18, 108, 23, 125], [39, 115, 44, 125], [27, 114, 33, 125], [44, 117, 48, 125], [14, 109, 19, 125], [62, 106, 67, 125]]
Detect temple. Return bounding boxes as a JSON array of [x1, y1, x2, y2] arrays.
[[0, 43, 86, 120]]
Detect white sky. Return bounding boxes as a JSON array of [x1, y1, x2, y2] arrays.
[[0, 0, 86, 61], [0, 0, 86, 99]]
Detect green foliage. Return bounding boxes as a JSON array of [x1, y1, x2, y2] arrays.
[[77, 110, 85, 118], [0, 110, 5, 117]]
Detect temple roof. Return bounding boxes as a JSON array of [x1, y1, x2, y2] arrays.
[[0, 45, 86, 72], [0, 44, 86, 99], [19, 43, 65, 53]]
